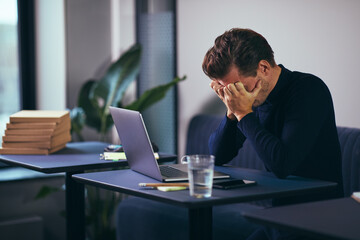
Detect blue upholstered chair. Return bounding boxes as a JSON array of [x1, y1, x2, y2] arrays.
[[186, 115, 360, 196]]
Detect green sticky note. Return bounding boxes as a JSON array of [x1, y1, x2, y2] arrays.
[[157, 186, 187, 192], [102, 152, 159, 161]]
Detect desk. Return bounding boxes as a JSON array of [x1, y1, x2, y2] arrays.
[[72, 166, 338, 240], [243, 197, 360, 240], [0, 141, 176, 240]]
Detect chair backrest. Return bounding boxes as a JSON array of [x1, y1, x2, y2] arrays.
[[337, 126, 360, 196], [186, 114, 265, 170], [186, 114, 360, 196]]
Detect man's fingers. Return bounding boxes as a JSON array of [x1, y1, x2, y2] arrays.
[[209, 81, 227, 101], [252, 79, 262, 96], [233, 82, 248, 95], [217, 87, 225, 99], [210, 81, 224, 92], [210, 80, 222, 89], [224, 85, 234, 95]]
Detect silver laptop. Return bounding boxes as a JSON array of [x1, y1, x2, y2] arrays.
[[109, 106, 230, 182]]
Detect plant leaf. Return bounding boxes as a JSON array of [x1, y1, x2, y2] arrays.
[[70, 107, 86, 141], [70, 107, 86, 133], [124, 75, 186, 112], [77, 79, 102, 132], [90, 44, 142, 119], [35, 185, 61, 200]]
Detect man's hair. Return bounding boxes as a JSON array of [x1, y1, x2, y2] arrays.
[[202, 28, 276, 79]]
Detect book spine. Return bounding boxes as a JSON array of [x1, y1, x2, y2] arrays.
[[3, 135, 52, 142]]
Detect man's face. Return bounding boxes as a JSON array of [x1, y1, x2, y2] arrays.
[[214, 65, 270, 107]]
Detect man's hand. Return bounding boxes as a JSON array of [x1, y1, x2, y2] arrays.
[[210, 81, 236, 120], [223, 80, 262, 121]]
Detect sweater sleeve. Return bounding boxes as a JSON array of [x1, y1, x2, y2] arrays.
[[208, 115, 246, 165], [237, 77, 332, 178]]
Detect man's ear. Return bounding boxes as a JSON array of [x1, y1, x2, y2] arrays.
[[258, 60, 271, 76]]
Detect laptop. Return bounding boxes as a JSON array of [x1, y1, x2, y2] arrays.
[[109, 106, 230, 182]]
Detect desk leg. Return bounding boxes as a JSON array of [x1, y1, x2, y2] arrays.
[[188, 207, 212, 240], [66, 172, 85, 240]]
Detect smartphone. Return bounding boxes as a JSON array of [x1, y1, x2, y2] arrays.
[[213, 179, 256, 189]]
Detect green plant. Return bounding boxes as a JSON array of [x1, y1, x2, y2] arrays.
[[85, 186, 124, 240], [70, 43, 186, 141], [67, 43, 185, 240]]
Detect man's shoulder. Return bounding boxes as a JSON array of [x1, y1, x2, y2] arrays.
[[292, 69, 323, 83], [276, 67, 332, 108], [279, 65, 326, 89], [287, 69, 329, 93]]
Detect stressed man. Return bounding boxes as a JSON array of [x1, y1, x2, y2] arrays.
[[202, 28, 343, 239]]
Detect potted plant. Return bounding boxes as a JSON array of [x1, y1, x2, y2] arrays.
[[70, 43, 186, 141], [68, 43, 185, 240]]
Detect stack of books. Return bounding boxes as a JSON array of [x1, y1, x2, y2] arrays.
[[0, 110, 71, 155]]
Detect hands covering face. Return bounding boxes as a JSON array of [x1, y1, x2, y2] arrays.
[[210, 80, 262, 121]]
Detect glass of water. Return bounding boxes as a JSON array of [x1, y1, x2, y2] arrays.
[[181, 155, 215, 198]]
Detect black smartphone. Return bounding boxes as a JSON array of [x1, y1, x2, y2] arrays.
[[213, 179, 256, 189]]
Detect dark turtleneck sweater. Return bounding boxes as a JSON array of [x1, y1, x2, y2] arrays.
[[209, 65, 343, 201]]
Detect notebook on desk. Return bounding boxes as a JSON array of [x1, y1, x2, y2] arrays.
[[109, 107, 230, 182]]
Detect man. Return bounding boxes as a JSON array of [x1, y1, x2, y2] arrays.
[[202, 28, 343, 239]]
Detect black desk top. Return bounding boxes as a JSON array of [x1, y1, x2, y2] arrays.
[[72, 166, 338, 209], [0, 141, 176, 174], [243, 197, 360, 240]]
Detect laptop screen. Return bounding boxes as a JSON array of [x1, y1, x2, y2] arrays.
[[109, 107, 163, 181]]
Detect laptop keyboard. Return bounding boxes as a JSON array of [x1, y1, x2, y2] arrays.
[[159, 165, 188, 178]]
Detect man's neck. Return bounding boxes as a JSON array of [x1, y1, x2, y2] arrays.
[[268, 65, 282, 94]]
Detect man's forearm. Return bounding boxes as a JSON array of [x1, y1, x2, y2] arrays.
[[209, 115, 245, 165]]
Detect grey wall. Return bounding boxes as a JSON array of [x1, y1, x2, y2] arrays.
[[177, 0, 360, 156], [66, 0, 112, 110], [65, 0, 113, 140]]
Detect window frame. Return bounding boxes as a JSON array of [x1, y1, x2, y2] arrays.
[[0, 0, 36, 168], [17, 0, 36, 109]]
